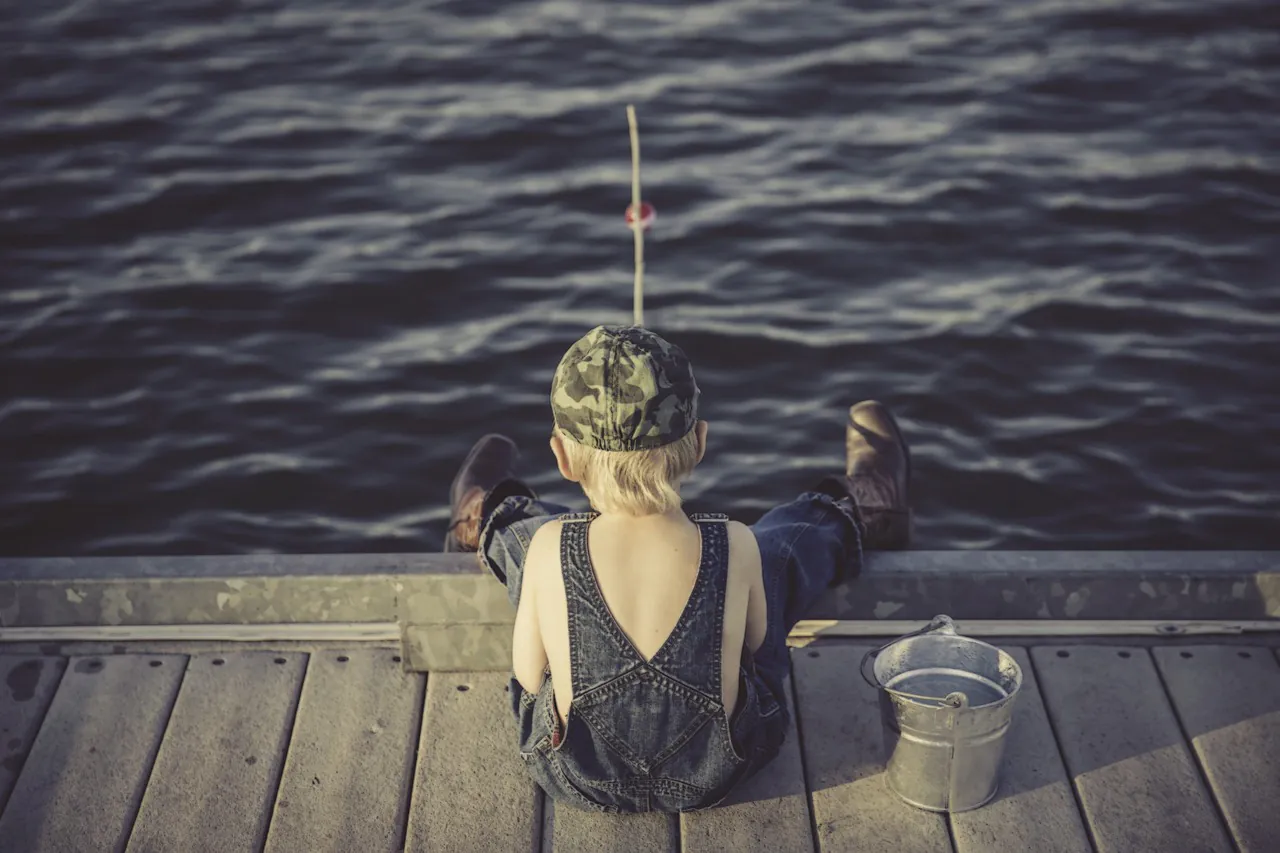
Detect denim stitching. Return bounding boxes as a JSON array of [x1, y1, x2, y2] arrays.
[[575, 705, 650, 774], [709, 520, 726, 701], [575, 666, 718, 710], [590, 775, 710, 799], [561, 518, 584, 698], [649, 709, 715, 767], [647, 518, 725, 702], [548, 752, 619, 813], [647, 521, 707, 663], [565, 514, 647, 678], [571, 665, 644, 705]]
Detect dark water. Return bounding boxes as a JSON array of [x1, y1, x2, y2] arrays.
[[3, 0, 1279, 555]]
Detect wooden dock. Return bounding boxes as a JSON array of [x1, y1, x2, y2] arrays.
[[2, 638, 1278, 853]]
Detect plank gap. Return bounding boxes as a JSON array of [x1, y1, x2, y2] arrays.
[[258, 652, 310, 853], [787, 665, 822, 853], [397, 669, 429, 853], [1146, 649, 1240, 853], [1025, 648, 1099, 853], [123, 653, 191, 852], [541, 794, 555, 853]]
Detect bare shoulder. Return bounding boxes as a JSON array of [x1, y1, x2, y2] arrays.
[[524, 519, 564, 584], [725, 520, 762, 578], [726, 520, 760, 556]]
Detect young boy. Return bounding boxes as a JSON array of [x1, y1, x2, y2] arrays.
[[444, 325, 910, 813]]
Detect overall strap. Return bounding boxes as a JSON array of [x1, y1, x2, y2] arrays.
[[558, 512, 643, 697], [646, 514, 731, 702]]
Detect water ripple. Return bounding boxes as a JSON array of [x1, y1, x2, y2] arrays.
[[2, 0, 1278, 554]]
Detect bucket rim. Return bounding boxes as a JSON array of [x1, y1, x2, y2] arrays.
[[861, 616, 1023, 708]]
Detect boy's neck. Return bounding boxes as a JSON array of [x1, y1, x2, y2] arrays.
[[592, 507, 692, 526]]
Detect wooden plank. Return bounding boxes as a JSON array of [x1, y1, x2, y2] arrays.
[[0, 655, 66, 815], [263, 649, 424, 853], [405, 672, 538, 853], [680, 681, 813, 853], [1152, 645, 1280, 853], [0, 654, 185, 853], [950, 647, 1090, 853], [551, 807, 674, 853], [1031, 645, 1232, 853], [125, 652, 305, 852], [790, 645, 950, 853]]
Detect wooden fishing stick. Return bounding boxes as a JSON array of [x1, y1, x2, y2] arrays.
[[627, 105, 644, 326]]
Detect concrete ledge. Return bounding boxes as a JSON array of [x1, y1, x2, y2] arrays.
[[3, 552, 1277, 635]]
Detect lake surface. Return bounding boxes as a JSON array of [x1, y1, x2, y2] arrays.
[[3, 0, 1278, 555]]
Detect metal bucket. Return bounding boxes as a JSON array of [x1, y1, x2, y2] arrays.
[[860, 615, 1022, 812]]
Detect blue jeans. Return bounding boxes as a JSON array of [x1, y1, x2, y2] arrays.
[[478, 490, 864, 704]]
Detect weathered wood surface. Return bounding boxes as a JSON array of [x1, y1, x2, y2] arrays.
[[127, 652, 306, 853], [1152, 645, 1280, 853], [2, 641, 1280, 853], [1032, 645, 1233, 853], [551, 806, 675, 853], [264, 649, 424, 853], [0, 655, 65, 815], [791, 645, 951, 853], [404, 671, 539, 853], [0, 654, 184, 853]]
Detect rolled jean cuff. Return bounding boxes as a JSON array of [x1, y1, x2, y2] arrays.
[[477, 492, 573, 608], [480, 477, 538, 524], [795, 490, 865, 585]]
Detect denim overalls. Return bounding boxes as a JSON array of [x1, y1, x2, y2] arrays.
[[479, 490, 863, 813]]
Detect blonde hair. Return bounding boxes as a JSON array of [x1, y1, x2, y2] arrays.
[[557, 427, 701, 515]]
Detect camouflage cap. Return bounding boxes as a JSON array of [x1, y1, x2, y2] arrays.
[[551, 325, 700, 451]]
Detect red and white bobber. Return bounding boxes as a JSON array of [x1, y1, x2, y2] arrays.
[[625, 202, 656, 231]]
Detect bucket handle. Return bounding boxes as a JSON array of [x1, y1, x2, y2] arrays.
[[859, 615, 968, 708]]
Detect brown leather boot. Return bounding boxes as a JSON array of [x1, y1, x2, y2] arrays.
[[845, 400, 912, 549], [444, 434, 521, 552]]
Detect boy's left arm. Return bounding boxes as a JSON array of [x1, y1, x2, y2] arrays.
[[512, 528, 551, 694]]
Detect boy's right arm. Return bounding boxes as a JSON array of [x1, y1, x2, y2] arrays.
[[732, 522, 768, 653]]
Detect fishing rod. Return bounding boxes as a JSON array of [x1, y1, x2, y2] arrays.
[[625, 105, 655, 327]]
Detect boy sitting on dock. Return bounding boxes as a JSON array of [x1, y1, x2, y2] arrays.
[[443, 324, 910, 813]]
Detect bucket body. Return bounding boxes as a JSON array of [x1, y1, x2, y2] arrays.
[[870, 616, 1022, 812]]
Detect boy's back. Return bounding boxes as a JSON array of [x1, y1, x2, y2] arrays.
[[518, 510, 764, 725]]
